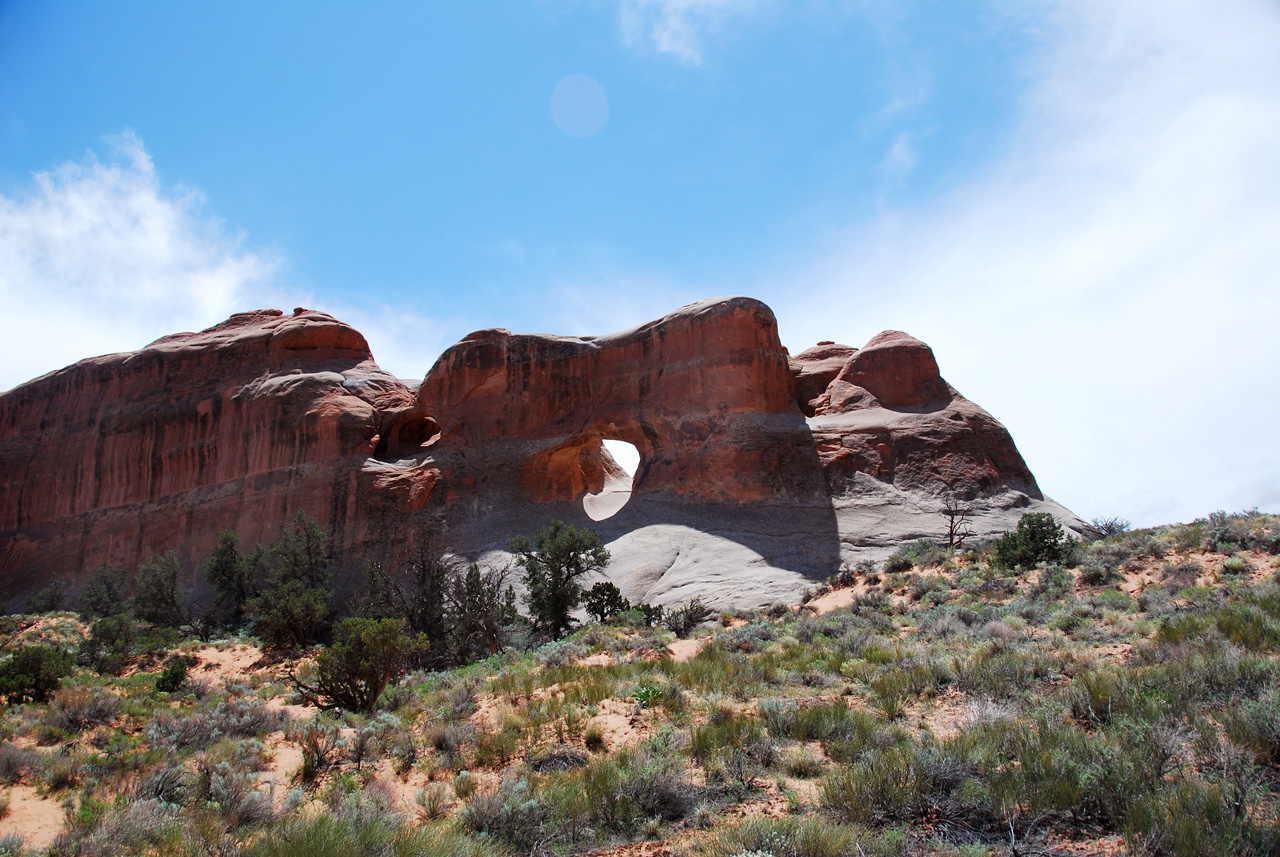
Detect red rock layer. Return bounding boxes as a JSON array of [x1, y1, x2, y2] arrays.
[[0, 310, 428, 596], [0, 297, 1045, 602], [798, 331, 1040, 499], [416, 296, 808, 503]]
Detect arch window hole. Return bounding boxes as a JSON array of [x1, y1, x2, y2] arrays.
[[584, 439, 639, 521]]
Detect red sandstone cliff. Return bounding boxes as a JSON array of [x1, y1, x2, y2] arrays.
[[0, 309, 428, 598], [0, 297, 1051, 606]]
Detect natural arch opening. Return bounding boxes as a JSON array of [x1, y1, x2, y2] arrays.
[[584, 439, 639, 521], [376, 413, 441, 460]]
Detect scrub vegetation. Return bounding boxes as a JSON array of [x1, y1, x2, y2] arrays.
[[0, 509, 1278, 856]]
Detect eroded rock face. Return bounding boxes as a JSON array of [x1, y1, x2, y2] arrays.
[[0, 296, 1063, 608], [789, 341, 857, 416], [0, 309, 431, 597], [802, 330, 1040, 500], [416, 297, 814, 504]]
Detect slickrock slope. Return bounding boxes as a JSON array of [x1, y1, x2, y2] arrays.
[[0, 298, 1077, 609]]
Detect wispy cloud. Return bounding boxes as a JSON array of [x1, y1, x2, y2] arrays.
[[0, 132, 282, 390], [613, 0, 765, 64], [0, 132, 450, 389], [774, 0, 1280, 525]]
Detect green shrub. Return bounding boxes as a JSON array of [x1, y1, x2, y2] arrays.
[[782, 747, 825, 778], [24, 581, 69, 614], [289, 718, 343, 782], [0, 743, 41, 785], [706, 816, 896, 857], [293, 617, 426, 712], [0, 645, 73, 703], [584, 581, 631, 623], [1124, 777, 1280, 857], [584, 724, 607, 752], [1064, 669, 1161, 725], [690, 712, 773, 767], [79, 562, 131, 619], [820, 746, 922, 824], [1221, 555, 1253, 576], [666, 597, 712, 638], [954, 647, 1057, 698], [555, 743, 699, 836], [883, 539, 950, 574], [992, 513, 1074, 570], [510, 520, 610, 640], [77, 615, 139, 675], [244, 512, 335, 647], [453, 770, 478, 800], [472, 715, 524, 767], [460, 778, 550, 853], [154, 655, 194, 693], [1223, 683, 1280, 766]]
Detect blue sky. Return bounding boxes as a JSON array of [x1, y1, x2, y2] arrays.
[[2, 1, 1278, 527]]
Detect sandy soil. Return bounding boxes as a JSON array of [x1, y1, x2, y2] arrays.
[[665, 638, 705, 662], [587, 698, 651, 749], [805, 578, 875, 614], [0, 785, 64, 850], [193, 644, 264, 685]]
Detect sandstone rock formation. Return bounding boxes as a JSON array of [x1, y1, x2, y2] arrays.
[[0, 297, 1077, 609], [0, 309, 432, 600]]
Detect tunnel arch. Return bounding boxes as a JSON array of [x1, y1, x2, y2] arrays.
[[584, 438, 640, 520]]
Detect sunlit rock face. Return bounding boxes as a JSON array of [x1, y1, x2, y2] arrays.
[[416, 296, 817, 505], [0, 297, 1072, 609], [0, 309, 433, 598]]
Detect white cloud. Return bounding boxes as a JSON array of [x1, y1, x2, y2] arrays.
[[0, 131, 283, 391], [773, 0, 1280, 525], [0, 133, 450, 389], [614, 0, 764, 64], [878, 132, 917, 181]]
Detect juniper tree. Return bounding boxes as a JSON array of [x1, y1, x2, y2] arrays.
[[509, 520, 609, 640]]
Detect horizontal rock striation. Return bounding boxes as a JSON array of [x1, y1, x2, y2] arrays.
[[0, 297, 1071, 608]]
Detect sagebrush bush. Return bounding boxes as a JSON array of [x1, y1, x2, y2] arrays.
[[460, 778, 550, 853], [146, 696, 287, 750], [1224, 683, 1280, 767], [883, 539, 950, 574], [43, 686, 120, 732], [706, 816, 897, 857], [556, 742, 699, 836], [0, 744, 40, 790]]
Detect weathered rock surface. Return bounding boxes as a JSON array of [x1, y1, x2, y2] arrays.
[[0, 309, 433, 600], [0, 297, 1078, 609]]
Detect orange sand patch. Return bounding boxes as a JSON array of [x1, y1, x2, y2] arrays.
[[665, 638, 705, 662], [920, 685, 968, 742], [584, 841, 677, 856], [575, 652, 613, 667], [264, 697, 312, 720], [193, 645, 264, 686], [805, 578, 877, 615], [0, 785, 64, 850], [470, 695, 508, 732], [587, 698, 649, 749]]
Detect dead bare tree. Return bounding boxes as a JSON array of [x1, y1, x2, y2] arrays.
[[942, 498, 974, 549]]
